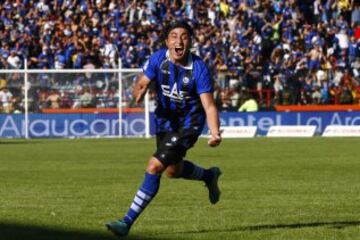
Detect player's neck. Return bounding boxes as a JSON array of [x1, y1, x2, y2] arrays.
[[169, 52, 190, 67]]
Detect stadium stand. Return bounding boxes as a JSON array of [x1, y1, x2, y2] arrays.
[[1, 0, 360, 113]]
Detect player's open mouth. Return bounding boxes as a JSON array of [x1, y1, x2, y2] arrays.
[[175, 47, 184, 56]]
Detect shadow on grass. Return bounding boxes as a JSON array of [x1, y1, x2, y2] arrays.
[[0, 222, 158, 240], [176, 220, 360, 234], [242, 221, 360, 231], [2, 221, 359, 239]]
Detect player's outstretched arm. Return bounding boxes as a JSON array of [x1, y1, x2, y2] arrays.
[[200, 92, 222, 147], [133, 73, 151, 104]]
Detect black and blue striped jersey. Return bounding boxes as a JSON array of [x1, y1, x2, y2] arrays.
[[143, 48, 213, 134]]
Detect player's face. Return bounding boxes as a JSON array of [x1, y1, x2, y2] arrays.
[[165, 27, 191, 65]]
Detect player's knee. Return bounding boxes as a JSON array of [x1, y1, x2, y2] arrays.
[[146, 163, 163, 174], [165, 167, 181, 178], [146, 157, 165, 174]]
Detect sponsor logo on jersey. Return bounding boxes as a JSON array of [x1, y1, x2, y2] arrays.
[[161, 83, 189, 102]]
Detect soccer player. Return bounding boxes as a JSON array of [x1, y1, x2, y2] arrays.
[[106, 20, 222, 237]]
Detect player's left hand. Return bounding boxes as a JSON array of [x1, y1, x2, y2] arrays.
[[208, 132, 222, 147]]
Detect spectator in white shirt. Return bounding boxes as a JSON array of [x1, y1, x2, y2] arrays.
[[0, 87, 14, 113], [7, 51, 22, 69]]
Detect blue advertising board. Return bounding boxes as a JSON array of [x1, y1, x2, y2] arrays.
[[0, 113, 148, 138], [1, 112, 360, 138]]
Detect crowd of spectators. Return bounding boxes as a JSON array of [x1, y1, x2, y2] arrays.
[[1, 0, 360, 113]]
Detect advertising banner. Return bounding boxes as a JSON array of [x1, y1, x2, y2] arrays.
[[221, 126, 257, 138], [266, 125, 316, 137], [1, 111, 360, 138], [322, 125, 360, 137], [0, 113, 147, 138], [218, 112, 360, 136]]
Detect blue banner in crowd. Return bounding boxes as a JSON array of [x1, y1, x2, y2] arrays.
[[0, 112, 360, 138]]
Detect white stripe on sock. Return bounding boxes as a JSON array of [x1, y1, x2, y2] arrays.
[[130, 203, 142, 213], [137, 190, 152, 201], [134, 196, 145, 206]]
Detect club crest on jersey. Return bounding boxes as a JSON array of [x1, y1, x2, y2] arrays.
[[161, 83, 188, 102], [183, 76, 190, 85]]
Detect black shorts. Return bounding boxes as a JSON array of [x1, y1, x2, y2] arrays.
[[153, 130, 199, 167]]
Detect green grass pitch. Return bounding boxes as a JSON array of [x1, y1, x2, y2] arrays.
[[1, 137, 360, 240]]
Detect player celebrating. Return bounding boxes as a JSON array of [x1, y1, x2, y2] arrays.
[[106, 20, 222, 237]]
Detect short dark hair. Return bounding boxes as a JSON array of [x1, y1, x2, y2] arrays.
[[164, 20, 193, 38]]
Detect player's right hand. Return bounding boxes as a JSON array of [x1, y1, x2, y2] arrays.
[[133, 74, 151, 104], [135, 89, 146, 104]]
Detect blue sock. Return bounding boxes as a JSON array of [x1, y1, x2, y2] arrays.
[[123, 172, 160, 227], [180, 160, 212, 182]]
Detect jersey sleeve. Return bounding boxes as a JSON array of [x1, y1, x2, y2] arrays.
[[196, 64, 214, 94], [142, 52, 159, 81]]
